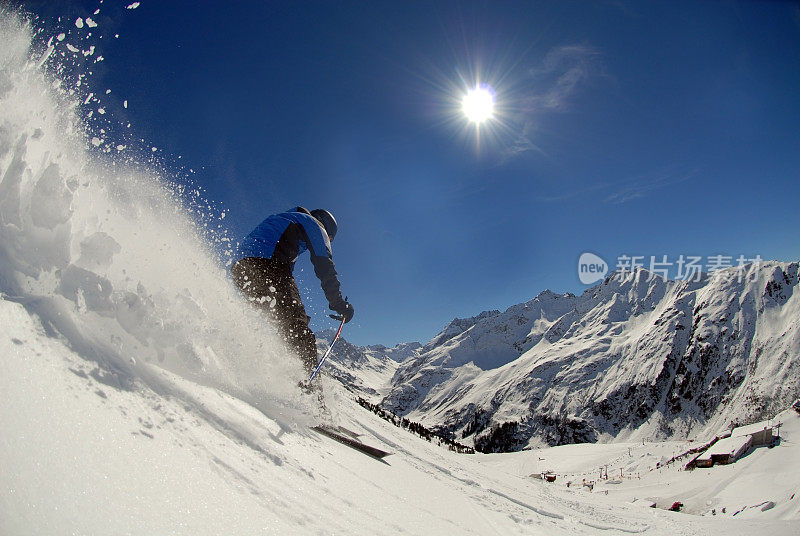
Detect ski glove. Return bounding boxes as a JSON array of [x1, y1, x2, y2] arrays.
[[334, 302, 354, 323]]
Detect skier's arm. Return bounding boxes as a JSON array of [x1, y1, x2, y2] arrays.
[[310, 254, 351, 317], [299, 216, 354, 321]]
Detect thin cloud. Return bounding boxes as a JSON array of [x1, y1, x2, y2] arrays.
[[502, 44, 603, 161], [532, 45, 600, 111], [604, 169, 698, 204], [536, 181, 610, 203], [530, 45, 603, 112], [536, 168, 699, 205], [499, 122, 548, 164]]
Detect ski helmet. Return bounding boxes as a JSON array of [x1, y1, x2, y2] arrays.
[[311, 209, 338, 241]]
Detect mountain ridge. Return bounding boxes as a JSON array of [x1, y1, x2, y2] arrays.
[[323, 261, 800, 452]]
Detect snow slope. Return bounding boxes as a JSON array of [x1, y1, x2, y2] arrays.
[[4, 295, 798, 535], [479, 409, 800, 521]]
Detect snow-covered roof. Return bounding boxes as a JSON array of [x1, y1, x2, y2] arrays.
[[706, 435, 751, 457], [731, 420, 775, 439]]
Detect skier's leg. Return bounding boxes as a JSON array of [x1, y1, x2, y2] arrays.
[[280, 277, 319, 374], [289, 317, 318, 374], [232, 258, 318, 374], [231, 258, 280, 319], [231, 257, 294, 343]]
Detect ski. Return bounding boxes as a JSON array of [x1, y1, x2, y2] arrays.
[[312, 425, 392, 460]]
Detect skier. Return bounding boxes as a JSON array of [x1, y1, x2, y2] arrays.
[[231, 207, 354, 374]]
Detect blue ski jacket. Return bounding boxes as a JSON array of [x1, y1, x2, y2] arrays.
[[236, 207, 346, 312]]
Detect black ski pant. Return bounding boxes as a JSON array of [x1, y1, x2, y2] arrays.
[[231, 257, 318, 374]]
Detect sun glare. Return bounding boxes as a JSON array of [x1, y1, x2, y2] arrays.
[[462, 86, 495, 124]]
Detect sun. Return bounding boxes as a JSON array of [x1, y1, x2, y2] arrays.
[[462, 85, 495, 124]]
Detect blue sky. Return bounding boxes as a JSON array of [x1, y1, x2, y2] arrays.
[[23, 1, 800, 346]]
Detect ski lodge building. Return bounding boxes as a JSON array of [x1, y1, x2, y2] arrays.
[[693, 435, 751, 467], [690, 419, 777, 469], [729, 421, 775, 447]]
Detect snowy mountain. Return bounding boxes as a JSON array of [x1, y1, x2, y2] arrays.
[[327, 263, 800, 453], [316, 329, 407, 398]]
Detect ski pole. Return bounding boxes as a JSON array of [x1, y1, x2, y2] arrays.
[[307, 315, 345, 383]]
